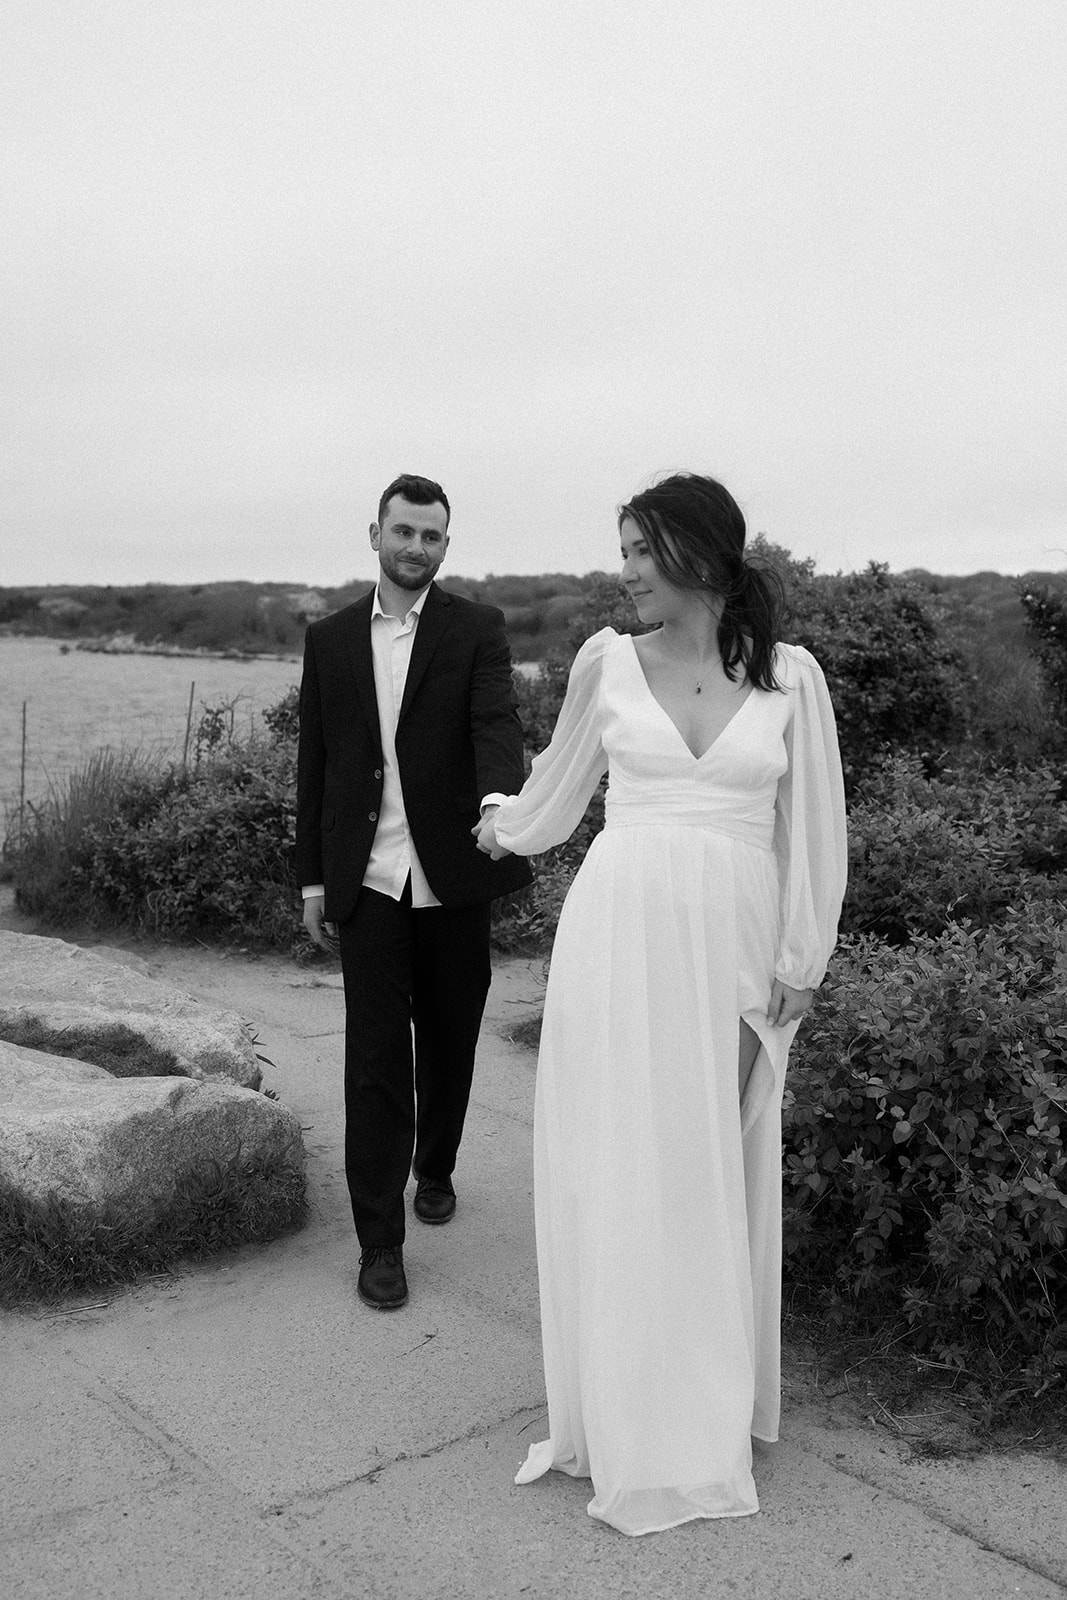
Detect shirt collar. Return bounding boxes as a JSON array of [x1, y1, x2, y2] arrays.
[[371, 582, 433, 625]]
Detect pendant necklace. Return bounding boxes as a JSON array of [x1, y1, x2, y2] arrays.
[[664, 637, 714, 694]]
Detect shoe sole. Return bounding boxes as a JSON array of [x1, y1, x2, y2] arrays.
[[414, 1207, 455, 1225], [357, 1286, 408, 1310]]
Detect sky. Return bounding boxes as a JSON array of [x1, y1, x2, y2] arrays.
[[3, 0, 1065, 588]]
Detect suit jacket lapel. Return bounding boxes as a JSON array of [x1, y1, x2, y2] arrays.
[[399, 583, 451, 724], [344, 592, 383, 753]]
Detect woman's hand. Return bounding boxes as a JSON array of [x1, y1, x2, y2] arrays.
[[472, 804, 511, 859], [767, 979, 814, 1027]]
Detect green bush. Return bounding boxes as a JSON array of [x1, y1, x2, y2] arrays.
[[11, 748, 175, 924], [11, 709, 299, 948], [261, 684, 300, 744], [785, 560, 969, 786], [1020, 581, 1067, 723], [72, 740, 298, 945], [957, 642, 1063, 767], [784, 909, 1067, 1400], [844, 756, 1067, 944]]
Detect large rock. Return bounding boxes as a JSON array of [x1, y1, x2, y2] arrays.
[[0, 1039, 303, 1210], [0, 932, 261, 1089]]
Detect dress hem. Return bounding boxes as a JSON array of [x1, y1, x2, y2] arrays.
[[588, 1503, 760, 1536]]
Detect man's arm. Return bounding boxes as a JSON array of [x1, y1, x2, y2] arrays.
[[296, 627, 332, 943], [468, 609, 528, 798]]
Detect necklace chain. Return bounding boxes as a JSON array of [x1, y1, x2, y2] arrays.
[[660, 637, 716, 695]]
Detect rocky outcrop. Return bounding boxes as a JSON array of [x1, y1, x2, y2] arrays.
[[0, 932, 261, 1089], [0, 1039, 303, 1212]]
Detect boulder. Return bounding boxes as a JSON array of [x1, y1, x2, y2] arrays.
[[0, 1039, 304, 1211], [0, 932, 261, 1088]]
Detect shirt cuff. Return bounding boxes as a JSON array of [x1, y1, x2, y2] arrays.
[[301, 884, 325, 899], [480, 793, 509, 811]]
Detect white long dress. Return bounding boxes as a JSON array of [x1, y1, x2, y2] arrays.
[[494, 627, 847, 1537]]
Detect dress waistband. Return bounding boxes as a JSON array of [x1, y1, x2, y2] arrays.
[[604, 791, 775, 852]]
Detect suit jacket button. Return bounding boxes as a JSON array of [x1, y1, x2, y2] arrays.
[[368, 811, 377, 822], [374, 769, 382, 779]]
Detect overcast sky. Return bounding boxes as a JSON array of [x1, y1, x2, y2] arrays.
[[3, 0, 1065, 587]]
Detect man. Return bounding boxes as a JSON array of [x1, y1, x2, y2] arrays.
[[296, 474, 531, 1310]]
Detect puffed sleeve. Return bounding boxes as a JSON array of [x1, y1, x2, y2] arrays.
[[772, 645, 848, 989], [493, 628, 612, 856]]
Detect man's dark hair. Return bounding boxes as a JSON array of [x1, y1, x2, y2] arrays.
[[377, 474, 451, 528]]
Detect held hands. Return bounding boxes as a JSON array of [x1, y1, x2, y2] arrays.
[[303, 894, 338, 951], [472, 804, 512, 860], [767, 979, 814, 1027]]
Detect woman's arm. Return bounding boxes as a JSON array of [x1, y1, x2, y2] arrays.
[[473, 629, 612, 859], [772, 647, 848, 993]]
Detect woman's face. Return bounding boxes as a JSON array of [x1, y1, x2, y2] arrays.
[[619, 515, 685, 625]]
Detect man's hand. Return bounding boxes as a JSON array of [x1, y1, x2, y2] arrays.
[[472, 804, 511, 860], [303, 894, 338, 950], [767, 979, 814, 1027]]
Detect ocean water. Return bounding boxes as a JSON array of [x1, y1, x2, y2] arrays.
[[0, 636, 302, 811]]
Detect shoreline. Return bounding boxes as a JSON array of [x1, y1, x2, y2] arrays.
[[0, 631, 301, 663]]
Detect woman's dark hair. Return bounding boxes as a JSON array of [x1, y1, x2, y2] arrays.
[[378, 473, 451, 528], [618, 473, 785, 690]]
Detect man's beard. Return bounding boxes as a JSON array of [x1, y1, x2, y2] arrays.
[[382, 553, 435, 591]]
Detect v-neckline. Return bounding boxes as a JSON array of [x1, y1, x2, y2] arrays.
[[624, 632, 755, 762]]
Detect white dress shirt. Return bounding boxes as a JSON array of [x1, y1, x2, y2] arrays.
[[301, 584, 507, 911], [363, 584, 439, 906]]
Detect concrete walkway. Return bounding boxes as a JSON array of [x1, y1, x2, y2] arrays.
[[2, 937, 1065, 1600]]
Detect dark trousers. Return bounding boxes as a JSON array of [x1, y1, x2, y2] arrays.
[[338, 885, 493, 1248]]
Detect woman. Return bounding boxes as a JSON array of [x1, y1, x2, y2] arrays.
[[474, 473, 847, 1536]]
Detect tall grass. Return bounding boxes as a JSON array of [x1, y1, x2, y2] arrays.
[[10, 746, 169, 926], [6, 725, 300, 948], [0, 1151, 308, 1305]]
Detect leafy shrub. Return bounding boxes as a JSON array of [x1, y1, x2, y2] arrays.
[[11, 748, 175, 924], [785, 561, 969, 786], [11, 700, 300, 948], [784, 909, 1067, 1399], [261, 684, 300, 744], [844, 756, 1067, 944], [70, 740, 298, 945], [957, 642, 1064, 767], [1020, 581, 1067, 722]]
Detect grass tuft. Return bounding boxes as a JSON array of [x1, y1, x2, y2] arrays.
[[10, 746, 166, 926], [0, 1148, 307, 1306], [506, 1010, 544, 1051], [0, 1011, 185, 1077]]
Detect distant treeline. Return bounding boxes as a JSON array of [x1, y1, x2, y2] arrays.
[[0, 566, 1062, 664], [0, 575, 588, 661]]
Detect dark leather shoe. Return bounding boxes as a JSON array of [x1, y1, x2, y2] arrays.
[[357, 1245, 408, 1309], [413, 1176, 456, 1225]]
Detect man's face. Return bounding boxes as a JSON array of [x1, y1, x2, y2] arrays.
[[370, 495, 449, 592]]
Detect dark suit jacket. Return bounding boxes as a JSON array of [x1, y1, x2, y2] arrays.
[[296, 583, 532, 923]]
